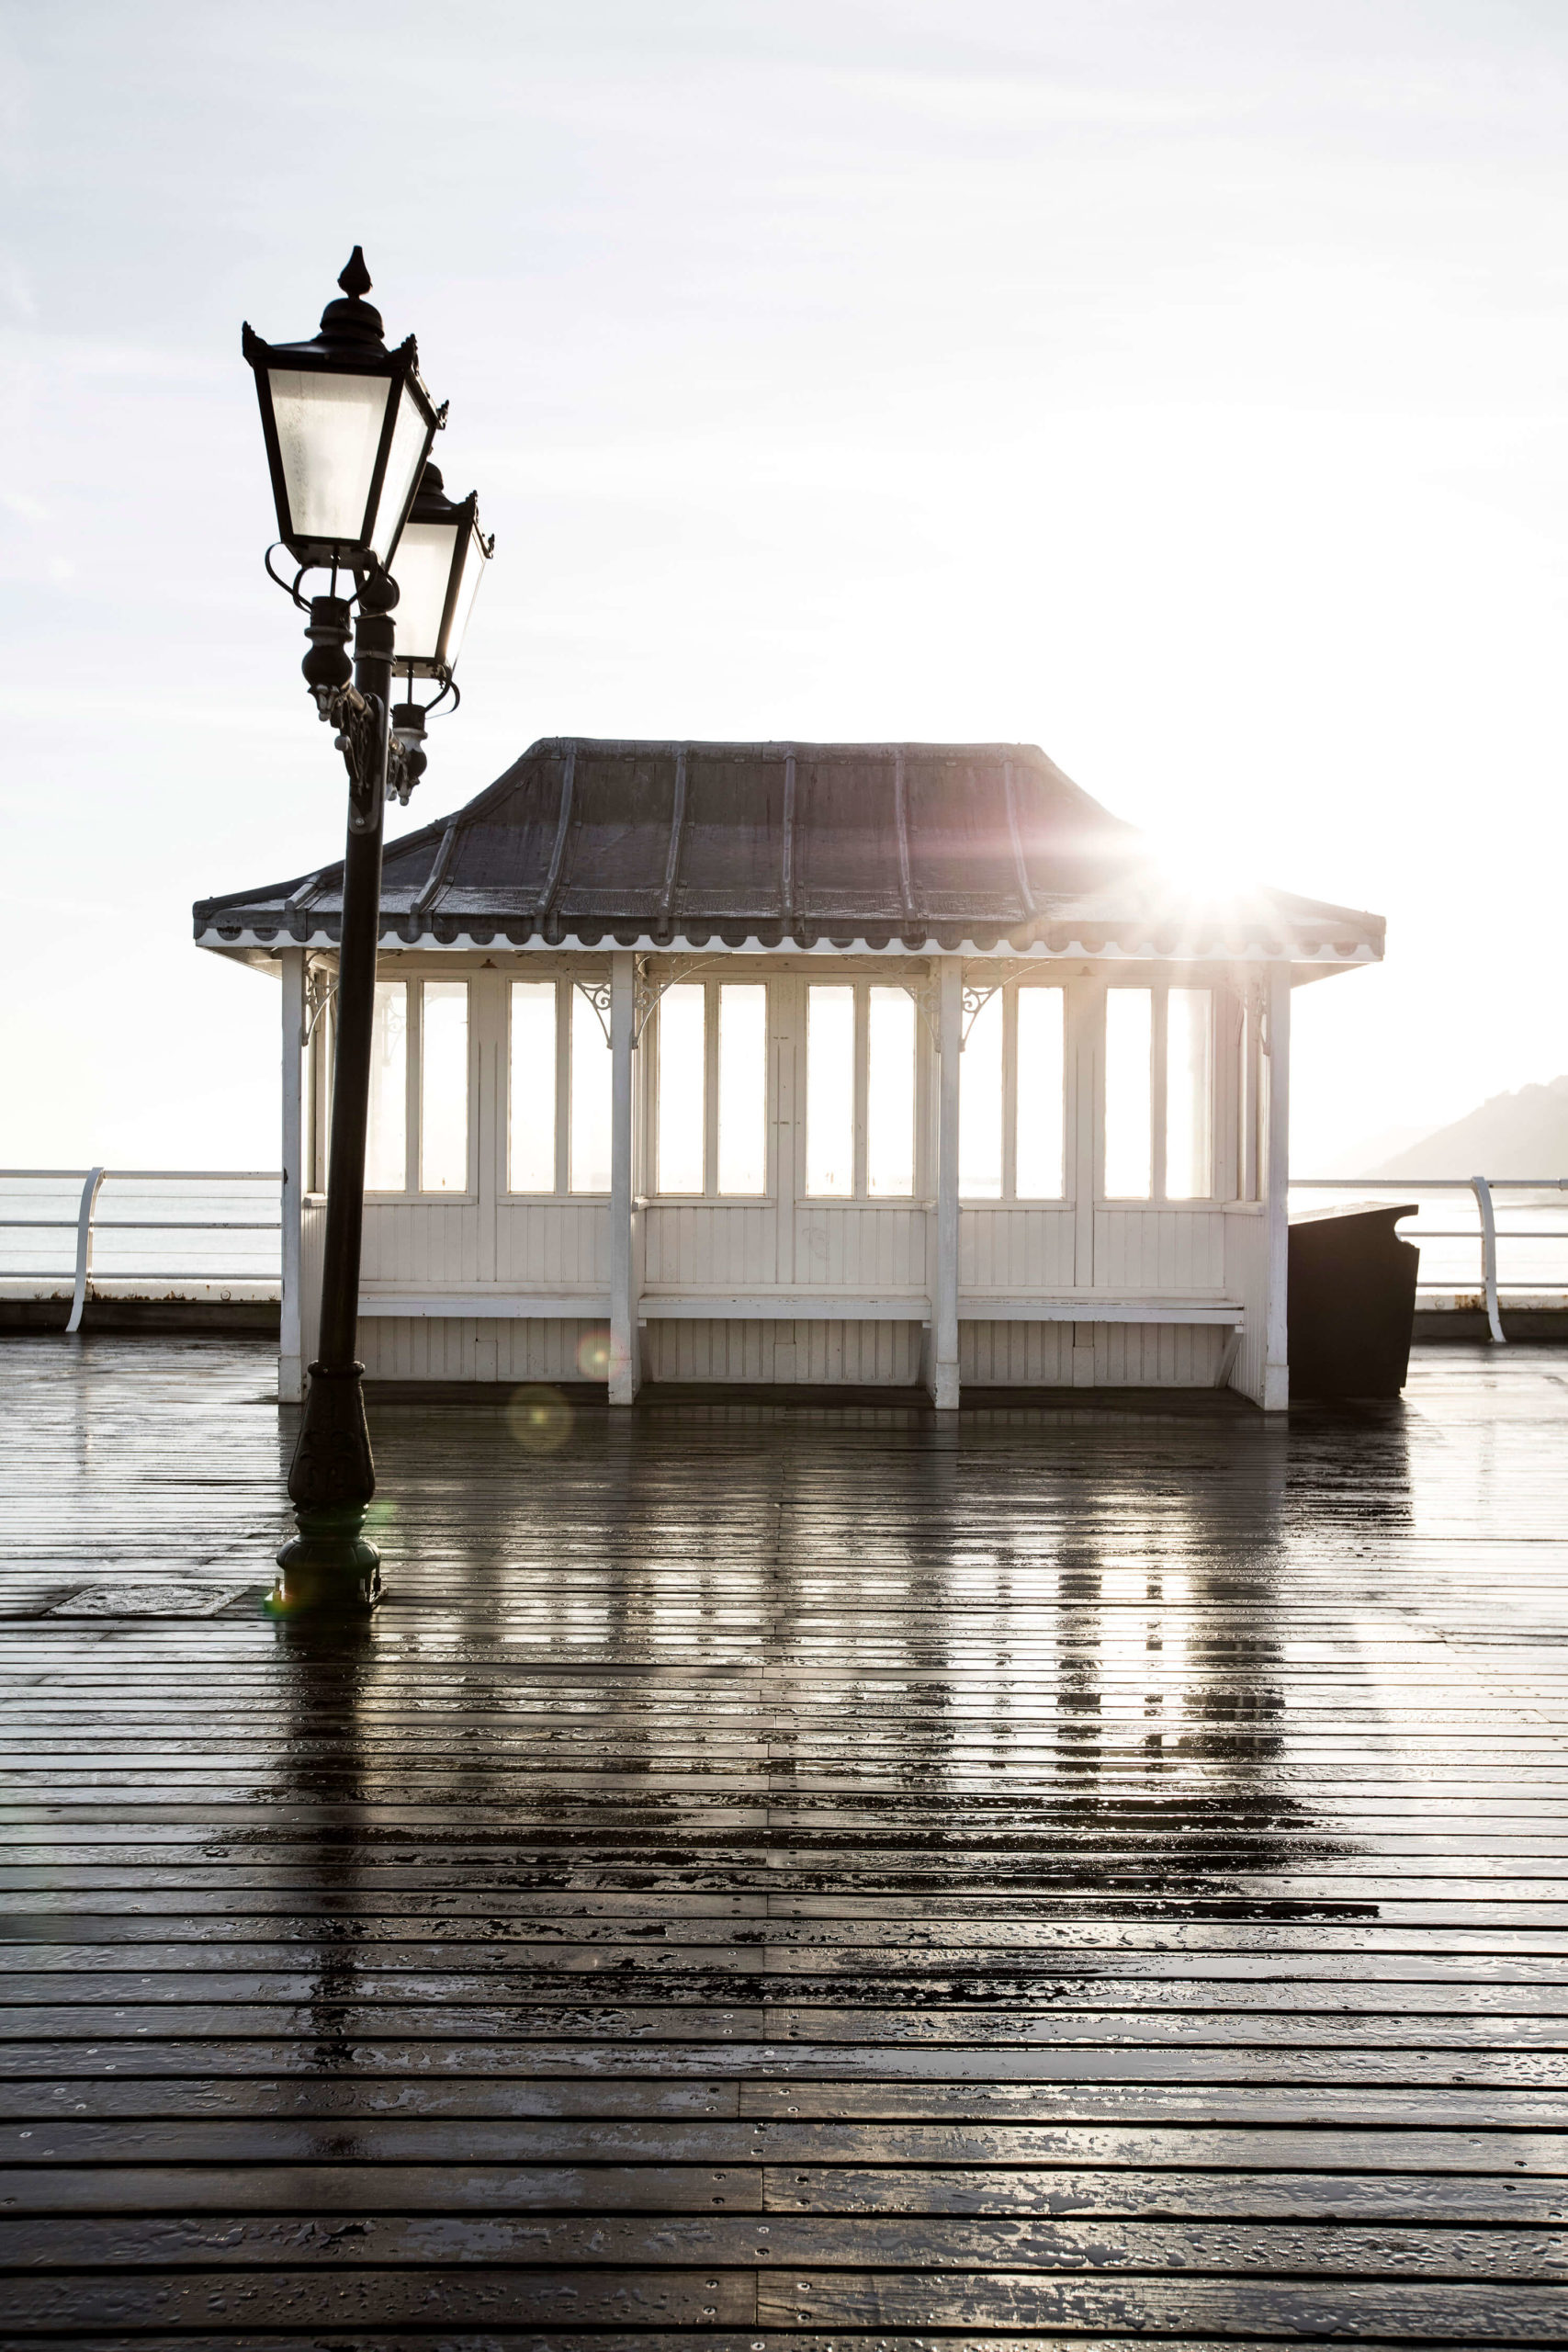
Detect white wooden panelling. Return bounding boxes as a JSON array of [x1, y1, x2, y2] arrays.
[[962, 1318, 1224, 1386], [1093, 1207, 1226, 1295], [1225, 1209, 1269, 1405], [362, 1201, 481, 1289], [495, 1318, 610, 1383], [495, 1202, 611, 1288], [643, 1204, 781, 1289], [359, 1316, 604, 1383], [355, 1307, 1225, 1387], [1097, 1320, 1225, 1385], [792, 1205, 930, 1293], [642, 1317, 924, 1385], [961, 1321, 1075, 1384], [960, 1207, 1077, 1293]]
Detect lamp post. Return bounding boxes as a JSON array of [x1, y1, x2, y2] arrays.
[[243, 251, 491, 1610]]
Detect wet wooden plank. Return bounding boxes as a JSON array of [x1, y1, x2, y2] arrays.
[[2, 2211, 1564, 2278], [0, 2267, 757, 2330], [8, 2116, 1565, 2171], [0, 2075, 1560, 2127], [750, 2270, 1568, 2336]]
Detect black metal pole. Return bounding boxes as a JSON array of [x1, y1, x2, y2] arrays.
[[274, 570, 400, 1611]]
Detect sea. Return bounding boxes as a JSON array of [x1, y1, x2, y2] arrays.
[[0, 1174, 284, 1301]]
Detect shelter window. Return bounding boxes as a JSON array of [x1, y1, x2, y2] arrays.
[[508, 980, 558, 1193], [961, 982, 1066, 1203], [365, 980, 408, 1193], [570, 984, 613, 1194], [806, 978, 919, 1201], [960, 989, 1004, 1199], [866, 986, 916, 1197], [1103, 984, 1214, 1202], [357, 975, 470, 1195], [420, 980, 469, 1193], [1104, 989, 1153, 1198], [656, 984, 706, 1193], [505, 978, 614, 1196], [1165, 988, 1213, 1199], [807, 985, 855, 1197], [652, 978, 770, 1198], [1014, 986, 1066, 1199], [717, 984, 768, 1195]]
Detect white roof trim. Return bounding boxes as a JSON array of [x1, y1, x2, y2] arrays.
[[196, 925, 1379, 965]]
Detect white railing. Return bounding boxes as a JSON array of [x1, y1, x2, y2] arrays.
[[1292, 1177, 1568, 1345], [0, 1169, 282, 1332], [3, 1168, 1562, 1342]]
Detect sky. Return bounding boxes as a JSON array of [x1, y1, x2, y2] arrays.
[[2, 0, 1564, 1174]]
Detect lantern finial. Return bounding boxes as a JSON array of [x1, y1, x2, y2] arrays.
[[317, 248, 384, 350], [338, 246, 372, 300]]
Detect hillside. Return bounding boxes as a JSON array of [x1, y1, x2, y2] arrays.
[[1371, 1078, 1568, 1180]]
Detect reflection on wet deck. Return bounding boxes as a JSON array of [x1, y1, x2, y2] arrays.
[[2, 1338, 1565, 2344]]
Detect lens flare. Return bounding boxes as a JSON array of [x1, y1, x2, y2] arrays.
[[576, 1327, 614, 1380], [505, 1385, 573, 1453]]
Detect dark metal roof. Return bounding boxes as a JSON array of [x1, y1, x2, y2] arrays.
[[194, 737, 1384, 964]]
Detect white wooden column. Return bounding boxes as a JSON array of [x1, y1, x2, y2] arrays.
[[608, 951, 641, 1404], [278, 948, 306, 1404], [930, 956, 962, 1409], [1070, 976, 1100, 1387], [1261, 964, 1292, 1411]]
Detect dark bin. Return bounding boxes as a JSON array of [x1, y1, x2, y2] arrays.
[[1288, 1202, 1419, 1400]]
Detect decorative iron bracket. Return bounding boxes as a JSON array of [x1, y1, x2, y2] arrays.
[[1250, 978, 1271, 1056], [303, 966, 338, 1051], [898, 966, 940, 1051], [959, 959, 1043, 1049], [294, 571, 423, 814], [633, 954, 724, 1046], [574, 978, 615, 1048], [321, 684, 422, 825]]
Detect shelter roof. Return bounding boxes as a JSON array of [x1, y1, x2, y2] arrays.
[[194, 737, 1383, 969]]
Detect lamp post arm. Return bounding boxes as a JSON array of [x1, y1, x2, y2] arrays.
[[322, 682, 425, 816]]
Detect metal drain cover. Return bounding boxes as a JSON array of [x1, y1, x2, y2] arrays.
[[48, 1583, 253, 1618]]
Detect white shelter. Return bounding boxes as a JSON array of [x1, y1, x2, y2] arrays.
[[195, 738, 1383, 1408]]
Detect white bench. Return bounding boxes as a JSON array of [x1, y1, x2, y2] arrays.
[[356, 1288, 1243, 1328]]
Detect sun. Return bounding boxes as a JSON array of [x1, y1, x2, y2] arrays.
[[1142, 827, 1264, 902]]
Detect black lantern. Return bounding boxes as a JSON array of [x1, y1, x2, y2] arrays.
[[242, 248, 441, 573], [386, 462, 494, 679]]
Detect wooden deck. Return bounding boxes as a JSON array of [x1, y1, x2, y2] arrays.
[[1, 1338, 1565, 2346]]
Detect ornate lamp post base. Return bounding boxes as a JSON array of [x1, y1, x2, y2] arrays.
[[272, 1509, 383, 1615], [273, 1359, 382, 1613]]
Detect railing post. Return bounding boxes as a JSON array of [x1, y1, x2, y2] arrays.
[[64, 1168, 107, 1337], [1471, 1174, 1505, 1345]]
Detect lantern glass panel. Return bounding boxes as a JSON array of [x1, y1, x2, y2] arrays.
[[368, 379, 434, 564], [266, 368, 392, 547], [387, 520, 457, 663], [445, 519, 490, 667]]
